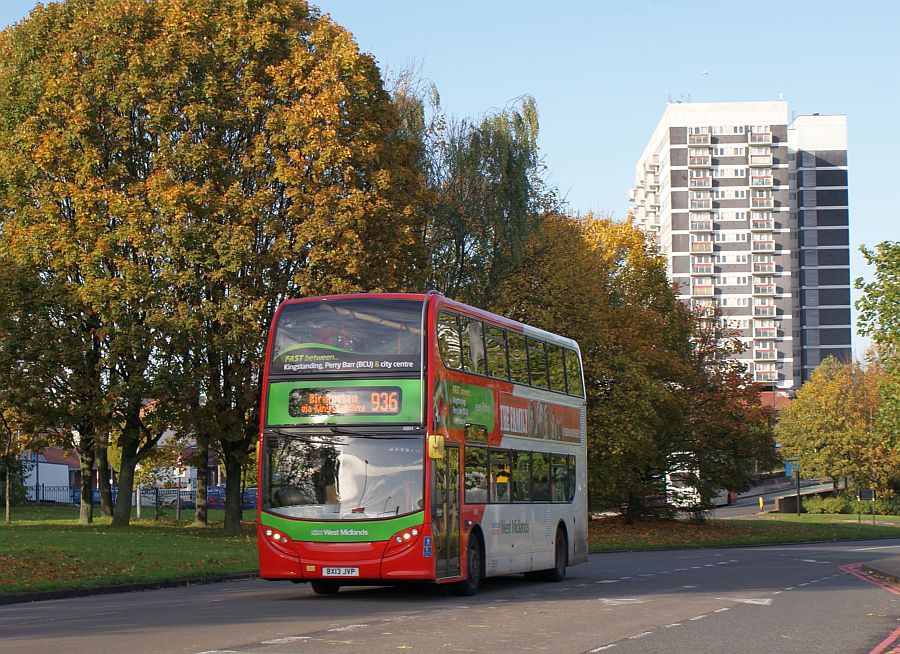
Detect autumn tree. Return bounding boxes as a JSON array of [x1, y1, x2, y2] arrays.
[[490, 213, 692, 520], [0, 0, 426, 531], [776, 357, 895, 492], [678, 309, 777, 516]]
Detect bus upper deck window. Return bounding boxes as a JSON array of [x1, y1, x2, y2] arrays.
[[438, 312, 462, 370]]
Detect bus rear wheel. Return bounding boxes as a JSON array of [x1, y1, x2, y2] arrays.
[[534, 528, 567, 582], [310, 580, 340, 595], [453, 538, 482, 596]]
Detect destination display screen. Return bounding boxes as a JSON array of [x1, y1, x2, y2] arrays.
[[288, 387, 402, 417]]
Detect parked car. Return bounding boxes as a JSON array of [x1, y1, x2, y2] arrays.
[[206, 485, 226, 509], [242, 487, 258, 510]]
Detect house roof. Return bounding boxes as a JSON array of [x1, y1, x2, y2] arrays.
[[34, 448, 81, 470]]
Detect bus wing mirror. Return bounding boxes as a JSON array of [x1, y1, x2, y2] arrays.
[[427, 434, 445, 459]]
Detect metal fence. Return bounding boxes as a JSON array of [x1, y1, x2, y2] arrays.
[[25, 484, 255, 510]]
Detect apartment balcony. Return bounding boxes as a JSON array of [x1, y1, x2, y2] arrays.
[[689, 175, 712, 189], [691, 284, 715, 297], [749, 153, 773, 167], [751, 218, 774, 231], [751, 239, 776, 253], [751, 195, 774, 209], [690, 220, 713, 232], [689, 197, 713, 211], [688, 154, 711, 168], [754, 348, 778, 361], [690, 241, 714, 254], [688, 133, 711, 146], [753, 327, 778, 338], [753, 304, 776, 318], [754, 370, 778, 383], [750, 174, 773, 187], [647, 175, 660, 189], [643, 160, 659, 174], [690, 263, 714, 275], [753, 283, 776, 296], [749, 132, 773, 145], [752, 261, 775, 275]]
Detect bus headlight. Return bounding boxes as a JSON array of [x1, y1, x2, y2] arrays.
[[384, 526, 422, 556]]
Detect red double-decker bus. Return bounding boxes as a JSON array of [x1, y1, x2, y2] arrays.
[[257, 292, 587, 595]]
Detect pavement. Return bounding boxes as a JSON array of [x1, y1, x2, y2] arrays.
[[863, 556, 900, 585]]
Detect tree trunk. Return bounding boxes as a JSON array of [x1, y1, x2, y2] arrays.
[[222, 442, 245, 535], [2, 424, 12, 526], [76, 443, 95, 525], [623, 493, 640, 525], [193, 436, 209, 526], [74, 424, 96, 525], [3, 466, 9, 526], [111, 436, 140, 527], [95, 437, 113, 517]]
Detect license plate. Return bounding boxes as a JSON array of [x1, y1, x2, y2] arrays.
[[322, 567, 359, 577]]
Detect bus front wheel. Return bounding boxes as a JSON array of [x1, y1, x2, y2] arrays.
[[310, 580, 340, 595]]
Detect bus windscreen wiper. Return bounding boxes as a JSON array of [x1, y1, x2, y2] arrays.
[[328, 427, 418, 440], [267, 427, 346, 445]]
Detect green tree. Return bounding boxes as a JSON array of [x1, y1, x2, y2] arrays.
[[857, 241, 900, 474], [391, 76, 555, 305]]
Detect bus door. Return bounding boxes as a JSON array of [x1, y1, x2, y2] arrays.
[[431, 444, 460, 579]]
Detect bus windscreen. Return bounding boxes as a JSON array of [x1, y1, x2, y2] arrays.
[[270, 299, 423, 376]]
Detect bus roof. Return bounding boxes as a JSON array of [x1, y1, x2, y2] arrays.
[[275, 292, 581, 353]]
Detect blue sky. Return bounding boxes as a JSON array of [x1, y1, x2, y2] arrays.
[[2, 1, 898, 358]]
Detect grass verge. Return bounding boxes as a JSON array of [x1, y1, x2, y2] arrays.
[[4, 506, 898, 594], [588, 513, 900, 553], [0, 504, 258, 595]]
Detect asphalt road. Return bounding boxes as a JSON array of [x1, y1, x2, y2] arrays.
[[714, 481, 835, 519], [1, 539, 898, 654]]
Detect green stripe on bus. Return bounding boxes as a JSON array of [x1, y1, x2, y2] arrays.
[[266, 378, 423, 425], [260, 511, 426, 542]]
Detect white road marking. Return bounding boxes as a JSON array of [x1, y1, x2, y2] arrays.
[[628, 631, 653, 639], [589, 645, 617, 652], [596, 580, 619, 584], [689, 615, 707, 621], [714, 608, 730, 613], [327, 624, 369, 632], [851, 545, 900, 551], [598, 598, 647, 606], [716, 597, 773, 605], [664, 623, 682, 628], [261, 636, 311, 645]]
